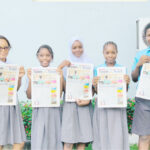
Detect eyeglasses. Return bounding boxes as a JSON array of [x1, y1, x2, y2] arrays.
[[0, 47, 10, 51]]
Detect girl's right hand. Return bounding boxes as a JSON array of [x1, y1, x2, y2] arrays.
[[27, 68, 31, 80], [19, 66, 25, 79], [58, 60, 71, 69], [64, 60, 71, 67], [137, 55, 150, 68]]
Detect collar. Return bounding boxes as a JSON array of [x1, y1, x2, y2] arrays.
[[104, 61, 117, 67]]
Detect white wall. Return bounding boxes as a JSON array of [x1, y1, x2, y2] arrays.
[[1, 0, 150, 100]]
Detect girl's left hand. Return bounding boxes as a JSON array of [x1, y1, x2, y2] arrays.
[[19, 66, 25, 79], [124, 75, 130, 84], [76, 99, 90, 106], [76, 100, 82, 106]]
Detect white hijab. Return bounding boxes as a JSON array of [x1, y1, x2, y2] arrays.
[[63, 37, 92, 78], [68, 36, 92, 64]]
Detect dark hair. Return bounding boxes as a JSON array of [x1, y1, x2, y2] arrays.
[[36, 44, 54, 59], [0, 35, 11, 48], [143, 23, 150, 45], [103, 41, 118, 52]]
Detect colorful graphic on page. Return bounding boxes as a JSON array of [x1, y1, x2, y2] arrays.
[[32, 67, 60, 107], [0, 65, 19, 106], [66, 63, 93, 102]]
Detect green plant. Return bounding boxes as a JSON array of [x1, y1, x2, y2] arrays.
[[127, 98, 135, 133], [19, 100, 32, 140], [130, 144, 138, 150]]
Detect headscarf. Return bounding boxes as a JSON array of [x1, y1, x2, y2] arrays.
[[63, 36, 93, 78], [68, 36, 92, 63]]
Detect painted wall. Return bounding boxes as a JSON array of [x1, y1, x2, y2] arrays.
[[1, 0, 150, 99]]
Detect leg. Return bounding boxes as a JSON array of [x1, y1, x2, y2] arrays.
[[77, 143, 85, 150], [13, 142, 24, 150], [0, 146, 3, 150], [64, 143, 73, 150], [138, 135, 150, 150]]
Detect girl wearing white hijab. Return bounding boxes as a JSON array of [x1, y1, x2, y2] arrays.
[[58, 37, 93, 150]]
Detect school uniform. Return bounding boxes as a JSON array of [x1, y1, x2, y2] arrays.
[[25, 66, 63, 150], [132, 47, 150, 135], [61, 101, 93, 143], [0, 59, 26, 146], [31, 107, 63, 150], [61, 67, 93, 144], [92, 62, 129, 150], [61, 37, 93, 144]]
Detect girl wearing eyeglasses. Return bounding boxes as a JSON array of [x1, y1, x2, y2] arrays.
[[0, 35, 26, 150]]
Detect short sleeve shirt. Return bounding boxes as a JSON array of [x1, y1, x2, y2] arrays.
[[132, 47, 150, 80], [94, 62, 122, 77]]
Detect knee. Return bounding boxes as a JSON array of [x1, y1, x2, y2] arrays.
[[65, 143, 73, 148], [139, 135, 150, 143], [0, 145, 3, 150], [20, 142, 25, 148], [77, 143, 85, 148]]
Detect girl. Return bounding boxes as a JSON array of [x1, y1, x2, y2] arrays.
[[26, 44, 63, 150], [58, 37, 93, 150], [92, 41, 130, 150], [132, 23, 150, 150], [0, 35, 26, 150]]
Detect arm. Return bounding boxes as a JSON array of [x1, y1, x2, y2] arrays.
[[58, 60, 71, 70], [92, 85, 95, 96], [76, 99, 91, 106], [132, 55, 150, 82], [131, 66, 140, 82], [58, 60, 71, 92], [63, 80, 66, 92], [60, 74, 64, 97], [17, 66, 25, 91], [124, 75, 130, 91], [92, 76, 99, 94], [17, 78, 22, 91], [26, 69, 31, 99], [56, 68, 64, 97]]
